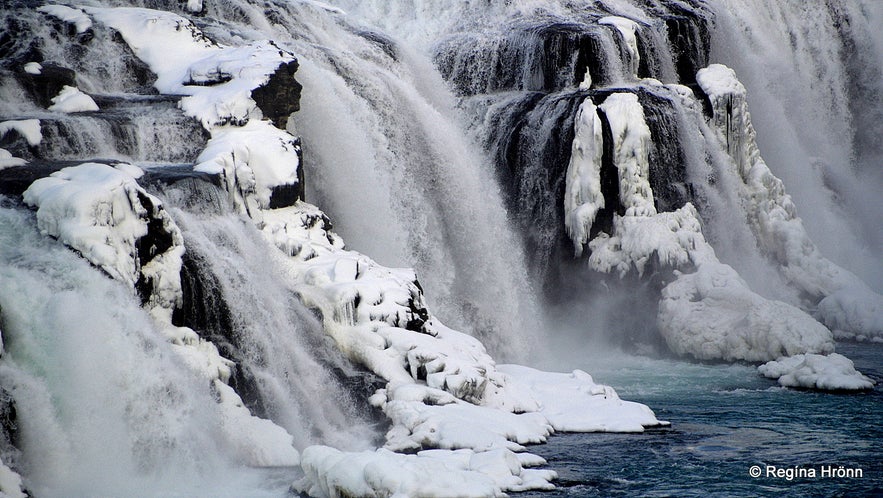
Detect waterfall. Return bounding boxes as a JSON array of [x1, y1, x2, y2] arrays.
[[160, 186, 378, 451], [708, 0, 883, 290], [1, 0, 880, 495], [0, 206, 289, 497]]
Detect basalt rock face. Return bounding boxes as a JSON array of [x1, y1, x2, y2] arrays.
[[445, 5, 713, 297], [251, 59, 303, 130]]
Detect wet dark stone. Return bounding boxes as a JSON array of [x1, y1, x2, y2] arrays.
[[251, 58, 303, 129], [17, 63, 77, 108], [0, 161, 80, 198], [634, 89, 692, 213], [176, 250, 269, 419]]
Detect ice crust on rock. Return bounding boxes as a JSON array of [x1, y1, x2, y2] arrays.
[[195, 120, 301, 213], [85, 7, 295, 129], [0, 120, 42, 147], [19, 162, 301, 468], [569, 90, 834, 362], [37, 5, 93, 34], [759, 353, 875, 391], [22, 163, 183, 317], [696, 63, 883, 342]]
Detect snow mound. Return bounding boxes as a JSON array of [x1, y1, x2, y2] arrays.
[[660, 250, 834, 362], [296, 446, 554, 498], [697, 63, 883, 341], [0, 149, 26, 170], [48, 85, 99, 113], [817, 285, 883, 342], [759, 353, 875, 391], [0, 120, 42, 147]]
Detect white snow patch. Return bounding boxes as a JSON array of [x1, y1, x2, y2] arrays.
[[23, 62, 42, 75], [38, 5, 92, 33], [48, 85, 99, 113], [0, 119, 42, 146], [0, 149, 26, 170], [759, 353, 875, 391], [564, 97, 604, 257]]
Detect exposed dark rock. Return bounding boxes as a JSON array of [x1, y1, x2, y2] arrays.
[[251, 59, 303, 129], [0, 161, 81, 198], [17, 63, 76, 108]]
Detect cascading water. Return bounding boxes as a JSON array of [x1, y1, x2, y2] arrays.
[[0, 206, 293, 497], [1, 0, 881, 496], [160, 189, 378, 451]]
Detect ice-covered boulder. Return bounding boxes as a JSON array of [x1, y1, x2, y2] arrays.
[[85, 7, 300, 129], [22, 163, 183, 319], [759, 353, 875, 391]]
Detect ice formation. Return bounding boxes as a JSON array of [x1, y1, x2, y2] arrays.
[[563, 98, 604, 257], [696, 64, 883, 342], [759, 353, 875, 391]]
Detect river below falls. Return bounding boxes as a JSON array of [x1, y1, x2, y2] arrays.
[[517, 341, 883, 497]]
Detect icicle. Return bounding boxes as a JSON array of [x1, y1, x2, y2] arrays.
[[563, 97, 604, 257]]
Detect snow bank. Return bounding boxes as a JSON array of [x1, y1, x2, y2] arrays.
[[564, 97, 604, 256], [697, 63, 883, 341], [85, 7, 295, 128], [195, 120, 301, 212], [296, 446, 553, 497], [0, 119, 42, 146], [48, 85, 99, 113], [497, 365, 662, 433], [759, 353, 875, 391]]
